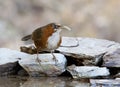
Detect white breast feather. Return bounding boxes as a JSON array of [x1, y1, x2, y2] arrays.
[[47, 29, 61, 50]]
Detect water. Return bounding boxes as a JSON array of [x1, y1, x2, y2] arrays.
[[0, 76, 90, 87]]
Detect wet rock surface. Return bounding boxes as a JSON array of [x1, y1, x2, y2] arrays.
[[67, 65, 110, 79], [21, 77, 90, 87], [0, 77, 90, 87]]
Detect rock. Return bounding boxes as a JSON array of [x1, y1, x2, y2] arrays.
[[0, 48, 27, 76], [17, 68, 28, 76], [0, 62, 20, 76], [0, 48, 26, 65], [0, 48, 66, 76], [21, 37, 120, 66], [57, 37, 120, 65], [20, 46, 37, 54], [102, 48, 120, 67], [90, 79, 120, 87], [113, 73, 120, 78], [67, 65, 110, 79], [116, 78, 120, 80], [19, 53, 67, 76]]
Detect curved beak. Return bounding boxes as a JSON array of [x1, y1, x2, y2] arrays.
[[59, 25, 71, 31]]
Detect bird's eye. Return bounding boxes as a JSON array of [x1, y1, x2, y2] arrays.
[[55, 25, 60, 29], [52, 23, 60, 29]]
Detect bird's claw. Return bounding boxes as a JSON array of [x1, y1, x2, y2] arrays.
[[36, 57, 41, 63], [52, 57, 58, 66]]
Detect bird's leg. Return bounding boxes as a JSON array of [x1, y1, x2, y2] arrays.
[[36, 48, 41, 63], [35, 48, 45, 74], [36, 51, 41, 62], [51, 50, 58, 65]]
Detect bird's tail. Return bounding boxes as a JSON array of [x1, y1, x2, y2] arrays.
[[21, 34, 32, 41]]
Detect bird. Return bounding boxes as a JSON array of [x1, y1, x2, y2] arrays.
[[21, 23, 71, 65]]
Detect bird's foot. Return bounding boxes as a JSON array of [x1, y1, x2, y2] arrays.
[[52, 56, 58, 66], [36, 57, 41, 63]]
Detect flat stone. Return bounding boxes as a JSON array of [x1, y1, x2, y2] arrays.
[[0, 48, 27, 76], [102, 48, 120, 67], [19, 53, 67, 76], [0, 48, 66, 76], [67, 65, 110, 79], [0, 48, 26, 65], [57, 37, 120, 65], [90, 79, 120, 87]]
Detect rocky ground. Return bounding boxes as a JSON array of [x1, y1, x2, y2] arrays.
[[0, 37, 120, 86]]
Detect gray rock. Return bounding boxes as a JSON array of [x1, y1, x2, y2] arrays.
[[19, 53, 67, 76], [0, 48, 66, 76], [57, 37, 120, 65], [102, 48, 120, 67], [0, 62, 19, 76], [67, 65, 110, 79], [0, 48, 26, 64], [114, 73, 120, 78], [0, 48, 26, 76], [90, 79, 120, 87]]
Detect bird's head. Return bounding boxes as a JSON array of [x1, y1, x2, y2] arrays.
[[49, 23, 71, 32]]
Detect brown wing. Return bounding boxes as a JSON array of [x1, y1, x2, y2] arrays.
[[32, 27, 43, 41], [32, 28, 43, 50], [32, 25, 54, 51]]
